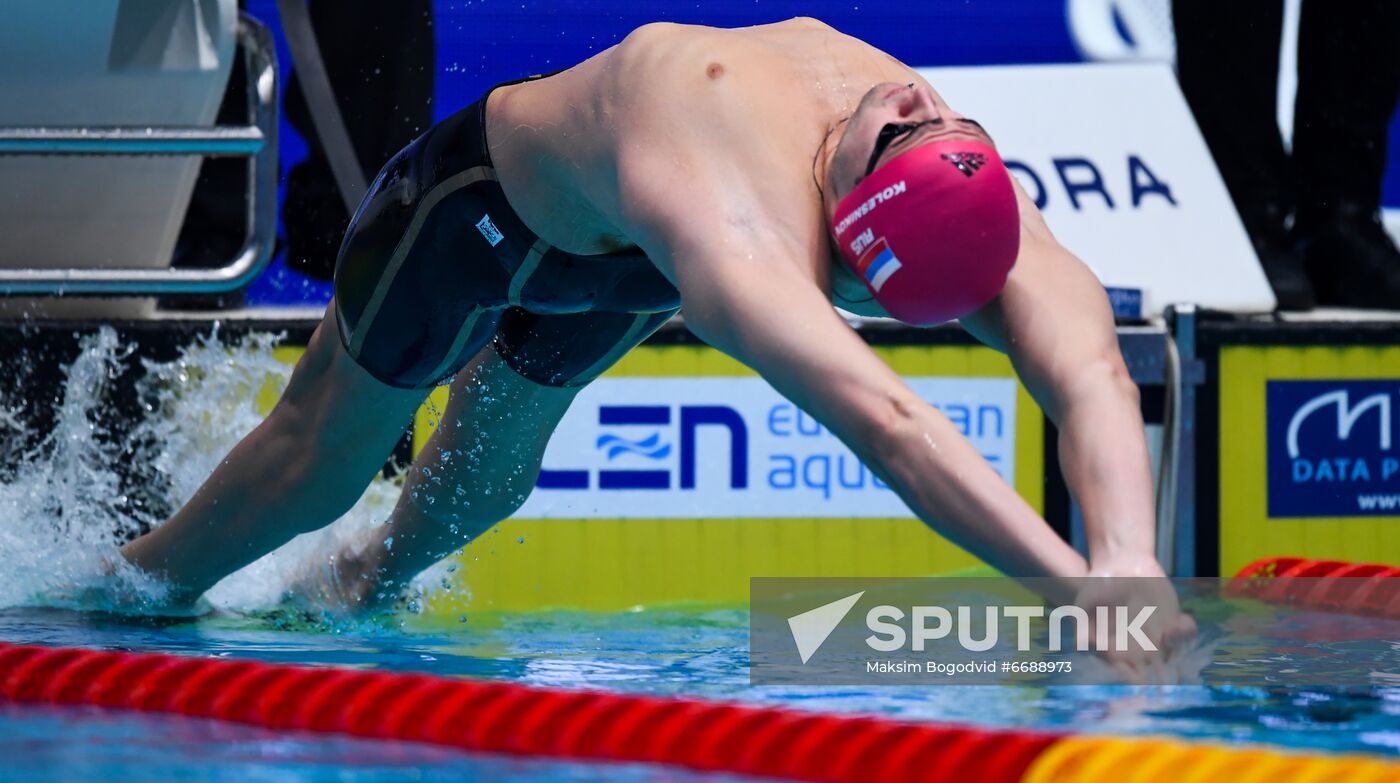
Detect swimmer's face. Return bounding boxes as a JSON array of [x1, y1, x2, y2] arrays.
[[825, 82, 995, 212]]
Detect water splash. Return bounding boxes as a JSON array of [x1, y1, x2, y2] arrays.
[[132, 328, 407, 614], [0, 328, 164, 610], [0, 326, 430, 619]]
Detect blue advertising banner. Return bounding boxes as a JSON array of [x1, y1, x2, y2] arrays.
[[518, 375, 1018, 518], [1267, 380, 1400, 517]]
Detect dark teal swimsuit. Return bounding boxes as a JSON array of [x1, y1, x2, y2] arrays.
[[334, 74, 680, 389]]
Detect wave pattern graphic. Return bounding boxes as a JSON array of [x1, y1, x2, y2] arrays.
[[596, 433, 671, 461]]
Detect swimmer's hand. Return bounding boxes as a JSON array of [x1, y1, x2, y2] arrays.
[[1074, 558, 1198, 684]]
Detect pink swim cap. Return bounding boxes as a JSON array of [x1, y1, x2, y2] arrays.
[[830, 140, 1020, 325]]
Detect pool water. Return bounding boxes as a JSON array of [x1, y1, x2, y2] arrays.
[[1, 704, 764, 783], [0, 604, 1396, 781], [0, 324, 1396, 779]]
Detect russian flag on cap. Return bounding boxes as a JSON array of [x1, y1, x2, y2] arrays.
[[856, 237, 903, 293]]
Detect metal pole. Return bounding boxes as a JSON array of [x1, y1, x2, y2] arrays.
[[0, 127, 264, 156], [275, 0, 367, 215], [1166, 304, 1200, 577]]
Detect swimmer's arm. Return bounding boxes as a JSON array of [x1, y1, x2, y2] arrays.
[[683, 246, 1085, 597], [961, 184, 1160, 576], [613, 89, 1082, 597], [626, 222, 1086, 600]]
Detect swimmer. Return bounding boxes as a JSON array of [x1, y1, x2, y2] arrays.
[[121, 18, 1194, 650]]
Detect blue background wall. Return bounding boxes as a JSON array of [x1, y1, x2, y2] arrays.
[[240, 0, 1400, 303]]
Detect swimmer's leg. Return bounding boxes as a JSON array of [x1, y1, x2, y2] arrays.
[[121, 302, 430, 606], [331, 343, 580, 604], [330, 307, 677, 606]]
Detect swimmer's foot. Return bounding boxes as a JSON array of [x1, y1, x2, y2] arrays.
[[282, 536, 404, 615], [54, 553, 210, 618]]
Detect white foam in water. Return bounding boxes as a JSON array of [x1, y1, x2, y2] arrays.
[[0, 328, 165, 610], [0, 326, 421, 615]]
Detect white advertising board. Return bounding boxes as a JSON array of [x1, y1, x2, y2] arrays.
[[517, 377, 1018, 519], [920, 63, 1275, 315]]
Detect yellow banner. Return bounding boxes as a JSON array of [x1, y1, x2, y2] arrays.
[[1218, 344, 1400, 575], [417, 344, 1043, 612]]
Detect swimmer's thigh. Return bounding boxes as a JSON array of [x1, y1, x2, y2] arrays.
[[407, 343, 580, 524], [273, 303, 429, 496], [492, 307, 678, 388], [403, 307, 677, 529]]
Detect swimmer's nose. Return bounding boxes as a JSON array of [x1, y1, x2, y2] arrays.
[[895, 83, 941, 120]]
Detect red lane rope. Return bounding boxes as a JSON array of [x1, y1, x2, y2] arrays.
[[0, 641, 1059, 783], [1230, 557, 1400, 619]]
